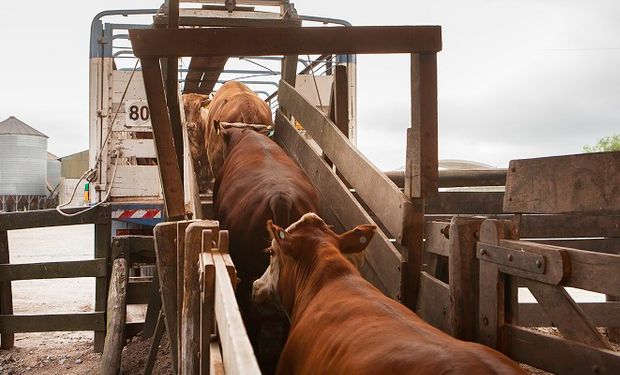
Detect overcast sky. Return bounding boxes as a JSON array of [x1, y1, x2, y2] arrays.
[[1, 1, 618, 169]]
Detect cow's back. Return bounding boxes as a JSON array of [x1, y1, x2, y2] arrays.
[[215, 130, 318, 282], [279, 276, 523, 375]]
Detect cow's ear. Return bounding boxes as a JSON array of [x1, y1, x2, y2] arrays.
[[338, 224, 376, 254], [200, 97, 210, 108], [267, 220, 296, 257]]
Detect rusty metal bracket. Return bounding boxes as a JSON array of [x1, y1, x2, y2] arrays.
[[477, 243, 546, 275]]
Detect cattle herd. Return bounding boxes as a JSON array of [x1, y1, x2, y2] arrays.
[[183, 82, 524, 374]]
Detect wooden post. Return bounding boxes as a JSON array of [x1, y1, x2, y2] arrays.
[[281, 55, 298, 87], [401, 201, 424, 310], [449, 217, 484, 340], [406, 52, 438, 199], [0, 230, 13, 349], [140, 58, 186, 220], [100, 257, 128, 375], [176, 220, 192, 366], [144, 308, 166, 375], [328, 64, 349, 138], [181, 222, 218, 375], [607, 295, 620, 343], [154, 222, 180, 372], [477, 219, 516, 349], [200, 234, 215, 375], [94, 220, 112, 353]]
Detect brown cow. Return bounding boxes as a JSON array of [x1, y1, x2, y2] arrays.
[[253, 213, 525, 375], [182, 93, 211, 192], [214, 125, 319, 372], [206, 81, 272, 183]]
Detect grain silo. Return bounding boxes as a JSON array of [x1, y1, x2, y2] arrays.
[[0, 116, 48, 211]]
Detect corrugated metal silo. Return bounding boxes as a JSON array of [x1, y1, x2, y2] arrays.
[[0, 116, 48, 196], [47, 152, 61, 192]]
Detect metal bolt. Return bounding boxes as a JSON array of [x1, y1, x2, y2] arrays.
[[507, 254, 513, 262], [482, 316, 489, 326], [536, 260, 542, 268], [480, 248, 487, 256]]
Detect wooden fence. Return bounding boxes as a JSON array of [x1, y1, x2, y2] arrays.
[[0, 205, 112, 352]]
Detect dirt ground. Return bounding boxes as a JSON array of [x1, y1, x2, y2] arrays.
[[0, 225, 173, 375]]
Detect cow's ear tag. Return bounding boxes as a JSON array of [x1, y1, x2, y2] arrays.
[[278, 230, 286, 240], [359, 236, 367, 244]]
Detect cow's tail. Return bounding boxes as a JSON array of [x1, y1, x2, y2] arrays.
[[269, 192, 293, 228]]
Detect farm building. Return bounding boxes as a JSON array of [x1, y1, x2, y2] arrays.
[[0, 116, 58, 211]]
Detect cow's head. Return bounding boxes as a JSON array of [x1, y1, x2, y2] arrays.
[[252, 213, 375, 319]]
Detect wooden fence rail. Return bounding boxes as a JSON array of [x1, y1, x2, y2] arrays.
[[0, 205, 112, 351]]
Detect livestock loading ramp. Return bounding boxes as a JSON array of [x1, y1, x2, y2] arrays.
[[124, 1, 442, 372]]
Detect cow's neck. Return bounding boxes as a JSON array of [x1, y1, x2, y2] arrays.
[[288, 245, 358, 322]]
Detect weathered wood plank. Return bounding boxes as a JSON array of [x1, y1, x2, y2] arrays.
[[425, 192, 504, 215], [477, 243, 546, 275], [101, 258, 127, 375], [504, 324, 620, 375], [0, 312, 105, 333], [126, 279, 151, 304], [532, 238, 620, 254], [524, 279, 612, 349], [130, 26, 443, 58], [275, 111, 404, 300], [278, 81, 408, 242], [504, 152, 620, 214], [424, 221, 451, 257], [213, 253, 260, 375], [519, 214, 620, 238], [563, 247, 620, 296], [153, 221, 179, 373], [94, 221, 112, 353], [140, 58, 186, 220], [406, 53, 438, 198], [0, 205, 111, 231], [210, 341, 225, 375], [176, 220, 192, 366], [0, 230, 13, 348], [449, 217, 484, 340], [416, 271, 451, 333], [181, 222, 218, 375], [519, 302, 620, 327], [329, 65, 349, 137], [200, 251, 215, 375], [0, 259, 106, 281]]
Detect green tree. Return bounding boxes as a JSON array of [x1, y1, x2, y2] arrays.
[[583, 134, 620, 152]]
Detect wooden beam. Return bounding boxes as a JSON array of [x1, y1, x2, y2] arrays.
[[199, 251, 215, 375], [0, 205, 110, 231], [0, 259, 106, 281], [449, 217, 484, 341], [275, 111, 404, 300], [101, 258, 127, 375], [519, 302, 620, 327], [129, 26, 442, 57], [153, 222, 180, 372], [278, 81, 408, 242], [181, 221, 218, 375], [328, 65, 349, 137], [140, 58, 186, 220], [424, 192, 504, 215], [94, 221, 112, 353], [214, 253, 261, 375], [183, 56, 228, 94], [176, 220, 192, 366], [504, 324, 620, 375], [385, 169, 508, 188], [0, 231, 13, 348], [504, 151, 620, 214], [415, 271, 451, 333], [424, 221, 451, 257], [519, 214, 620, 238], [406, 53, 438, 198], [524, 279, 612, 350], [0, 312, 105, 333], [491, 240, 569, 285]]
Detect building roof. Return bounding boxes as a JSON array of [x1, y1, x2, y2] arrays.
[[47, 151, 60, 160], [0, 116, 48, 138]]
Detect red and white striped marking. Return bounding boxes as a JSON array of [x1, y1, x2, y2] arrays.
[[112, 209, 162, 220]]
